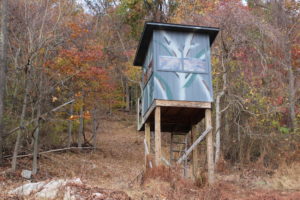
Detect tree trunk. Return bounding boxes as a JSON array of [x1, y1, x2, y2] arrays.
[[67, 101, 74, 148], [286, 43, 297, 131], [0, 0, 8, 164], [125, 80, 130, 112], [32, 60, 44, 175], [215, 54, 227, 164], [130, 86, 133, 113], [91, 108, 98, 148], [224, 106, 230, 153], [32, 103, 41, 175], [215, 91, 224, 164], [11, 70, 30, 171], [78, 97, 84, 149]]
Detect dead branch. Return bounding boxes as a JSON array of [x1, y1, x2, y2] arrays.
[[4, 146, 95, 159], [5, 99, 75, 138]]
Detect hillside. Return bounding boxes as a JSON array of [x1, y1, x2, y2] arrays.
[[0, 1, 299, 200], [1, 113, 299, 199]]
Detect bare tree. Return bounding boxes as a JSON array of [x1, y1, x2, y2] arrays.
[[32, 100, 41, 175], [273, 1, 299, 132], [91, 107, 100, 148], [0, 0, 8, 164], [78, 93, 84, 149], [67, 101, 74, 148], [199, 0, 285, 163], [11, 63, 31, 171], [215, 43, 228, 164], [8, 0, 79, 172]]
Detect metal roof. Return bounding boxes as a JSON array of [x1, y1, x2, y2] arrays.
[[133, 22, 220, 66]]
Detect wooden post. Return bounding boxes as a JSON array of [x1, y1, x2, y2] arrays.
[[155, 107, 161, 166], [205, 108, 214, 184], [191, 123, 199, 180], [145, 122, 151, 168]]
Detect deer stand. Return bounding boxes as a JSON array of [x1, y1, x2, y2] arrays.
[[142, 103, 214, 184], [134, 22, 219, 185]]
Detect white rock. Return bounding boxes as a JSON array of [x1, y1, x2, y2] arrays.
[[63, 186, 73, 200], [9, 181, 46, 196], [35, 179, 65, 199], [9, 178, 82, 199], [63, 187, 83, 200], [36, 178, 82, 199], [21, 170, 32, 179], [92, 192, 104, 199], [69, 178, 82, 184]]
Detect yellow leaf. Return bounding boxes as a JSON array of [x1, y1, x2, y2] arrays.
[[52, 96, 58, 102]]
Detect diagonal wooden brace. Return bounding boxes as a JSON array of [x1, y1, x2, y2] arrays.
[[177, 126, 213, 164], [144, 138, 153, 168], [161, 156, 171, 166]]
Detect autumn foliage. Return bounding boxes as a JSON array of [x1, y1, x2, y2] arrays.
[[0, 0, 298, 173]]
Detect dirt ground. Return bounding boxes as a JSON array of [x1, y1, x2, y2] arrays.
[[0, 113, 299, 199]]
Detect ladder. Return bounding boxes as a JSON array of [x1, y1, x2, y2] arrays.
[[170, 132, 188, 177]]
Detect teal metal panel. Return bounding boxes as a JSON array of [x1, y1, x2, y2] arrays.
[[142, 39, 154, 115], [153, 72, 213, 101], [142, 75, 154, 115], [133, 22, 219, 66], [153, 30, 213, 102]]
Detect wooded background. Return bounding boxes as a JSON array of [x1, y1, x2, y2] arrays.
[[0, 0, 299, 173]]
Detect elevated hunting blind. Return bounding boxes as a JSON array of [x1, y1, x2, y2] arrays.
[[134, 22, 219, 183]]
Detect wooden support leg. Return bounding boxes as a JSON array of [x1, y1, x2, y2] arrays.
[[205, 109, 214, 184], [155, 107, 161, 166], [145, 122, 151, 168], [191, 123, 199, 180], [145, 122, 151, 153], [170, 133, 173, 165]]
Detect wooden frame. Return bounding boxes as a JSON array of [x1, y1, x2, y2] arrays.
[[155, 100, 211, 109], [139, 100, 215, 185], [138, 99, 211, 131]]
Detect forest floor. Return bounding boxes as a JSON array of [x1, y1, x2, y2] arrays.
[[0, 112, 300, 199]]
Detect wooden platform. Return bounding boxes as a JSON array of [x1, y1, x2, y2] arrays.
[[138, 100, 211, 132]]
